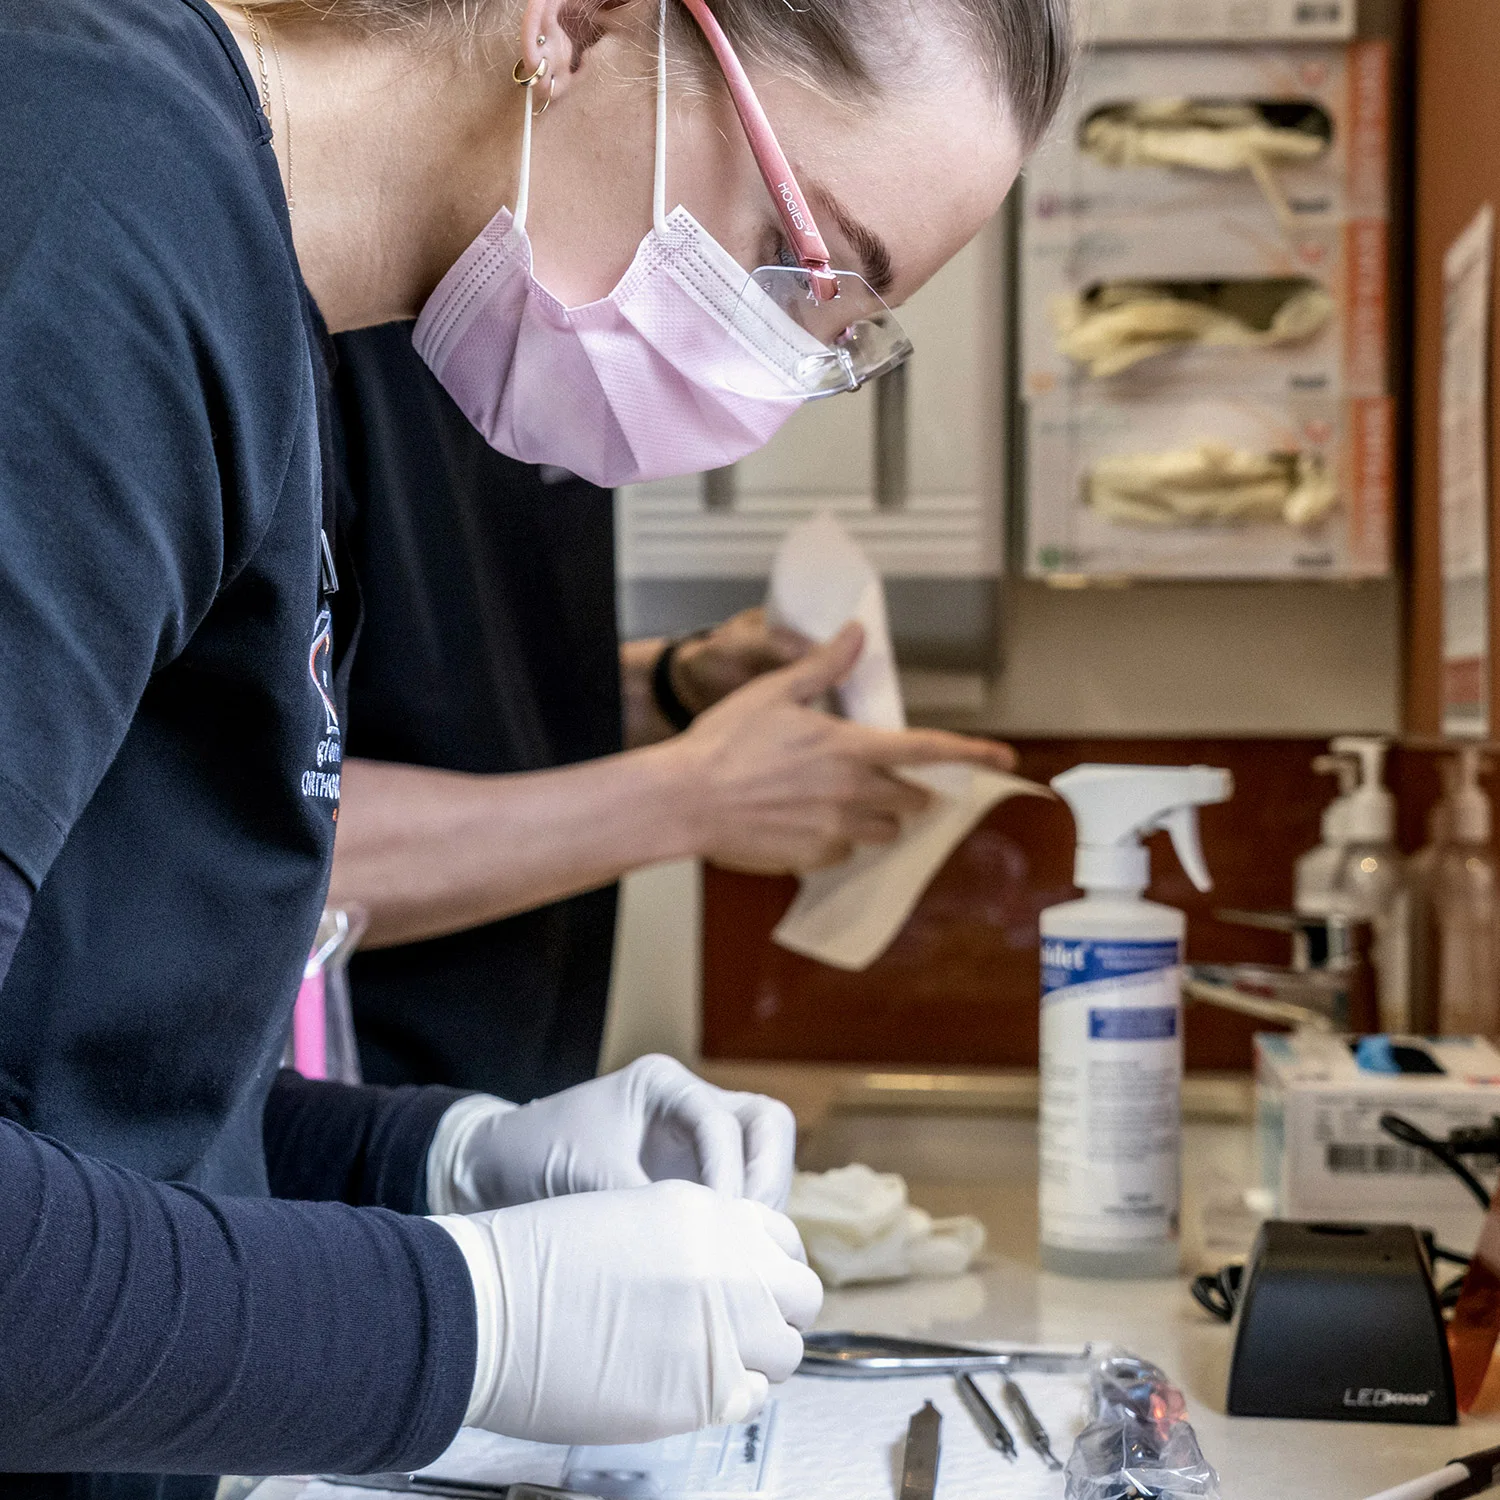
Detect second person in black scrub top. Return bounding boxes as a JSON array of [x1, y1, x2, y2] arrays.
[[329, 323, 1020, 1101]]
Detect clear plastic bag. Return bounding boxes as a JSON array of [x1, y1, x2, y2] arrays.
[[283, 906, 367, 1085], [1064, 1354, 1221, 1500]]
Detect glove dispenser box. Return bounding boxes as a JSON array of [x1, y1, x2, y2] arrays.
[[1017, 38, 1395, 582], [1226, 1220, 1456, 1425]]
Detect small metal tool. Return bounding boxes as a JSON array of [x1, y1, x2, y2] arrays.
[[899, 1400, 943, 1500], [799, 1330, 1093, 1378], [1000, 1375, 1063, 1471], [954, 1373, 1016, 1460], [319, 1479, 593, 1500]]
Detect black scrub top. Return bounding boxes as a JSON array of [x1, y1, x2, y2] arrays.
[[0, 0, 352, 1194], [334, 323, 622, 1102]]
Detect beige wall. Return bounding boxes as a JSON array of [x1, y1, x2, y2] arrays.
[[983, 578, 1401, 736]]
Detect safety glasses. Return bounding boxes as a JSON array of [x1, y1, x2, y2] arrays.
[[676, 0, 913, 398]]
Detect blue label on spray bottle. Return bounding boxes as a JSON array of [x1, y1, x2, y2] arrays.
[[1039, 937, 1183, 1255]]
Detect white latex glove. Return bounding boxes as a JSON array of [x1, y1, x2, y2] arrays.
[[427, 1055, 797, 1214], [434, 1180, 823, 1445]]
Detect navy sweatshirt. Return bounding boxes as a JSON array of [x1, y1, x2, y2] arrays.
[[0, 0, 478, 1482]]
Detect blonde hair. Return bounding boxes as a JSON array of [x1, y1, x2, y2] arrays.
[[248, 0, 1073, 146]]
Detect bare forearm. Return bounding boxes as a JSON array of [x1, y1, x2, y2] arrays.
[[329, 751, 697, 949]]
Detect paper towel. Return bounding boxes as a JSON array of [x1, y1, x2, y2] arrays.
[[772, 762, 1045, 971], [788, 1164, 987, 1288], [764, 514, 1048, 970], [766, 511, 905, 730]]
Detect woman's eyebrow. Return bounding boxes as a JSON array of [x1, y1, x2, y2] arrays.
[[809, 183, 894, 297]]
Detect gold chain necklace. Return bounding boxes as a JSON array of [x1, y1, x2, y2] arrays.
[[241, 7, 294, 212]]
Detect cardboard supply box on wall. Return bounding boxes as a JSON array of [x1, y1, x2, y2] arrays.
[[1024, 391, 1394, 580], [1021, 213, 1389, 400], [1023, 40, 1392, 229]]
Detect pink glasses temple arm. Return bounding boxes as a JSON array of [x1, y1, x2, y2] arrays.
[[676, 0, 840, 301]]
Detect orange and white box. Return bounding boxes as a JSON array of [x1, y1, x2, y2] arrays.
[[1020, 212, 1389, 399], [1024, 391, 1393, 581], [1023, 40, 1391, 230]]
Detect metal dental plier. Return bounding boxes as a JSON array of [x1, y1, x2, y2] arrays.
[[799, 1330, 1093, 1378]]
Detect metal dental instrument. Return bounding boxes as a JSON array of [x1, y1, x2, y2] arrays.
[[899, 1400, 942, 1500], [799, 1330, 1093, 1378], [318, 1479, 594, 1499], [954, 1373, 1016, 1460], [999, 1375, 1063, 1471]]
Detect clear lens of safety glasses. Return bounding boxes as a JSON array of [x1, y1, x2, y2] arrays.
[[742, 264, 914, 399]]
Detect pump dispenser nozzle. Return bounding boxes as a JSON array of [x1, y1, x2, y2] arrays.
[[1051, 764, 1234, 895], [1329, 736, 1395, 843], [1450, 746, 1493, 844], [1313, 754, 1360, 798], [1311, 752, 1360, 845]]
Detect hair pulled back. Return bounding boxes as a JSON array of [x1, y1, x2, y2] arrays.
[[248, 0, 1072, 146]]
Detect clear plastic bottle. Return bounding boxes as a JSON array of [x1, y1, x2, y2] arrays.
[[1328, 738, 1409, 1032], [1433, 748, 1499, 1037], [1406, 791, 1450, 1036], [1040, 764, 1233, 1279]]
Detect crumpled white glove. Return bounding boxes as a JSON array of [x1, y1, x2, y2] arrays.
[[433, 1179, 823, 1445], [427, 1055, 797, 1214]]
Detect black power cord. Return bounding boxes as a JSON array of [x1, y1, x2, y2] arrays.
[[1190, 1263, 1243, 1323], [1191, 1239, 1472, 1322], [1378, 1112, 1495, 1210]]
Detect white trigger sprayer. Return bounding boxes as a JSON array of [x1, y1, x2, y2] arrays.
[[1057, 765, 1231, 897], [1039, 764, 1233, 1279]]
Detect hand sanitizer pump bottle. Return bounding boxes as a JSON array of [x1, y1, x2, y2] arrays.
[[1294, 752, 1360, 917], [1329, 736, 1409, 1032], [1040, 764, 1233, 1279]]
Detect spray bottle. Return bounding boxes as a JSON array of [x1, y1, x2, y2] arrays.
[[1041, 763, 1233, 1279]]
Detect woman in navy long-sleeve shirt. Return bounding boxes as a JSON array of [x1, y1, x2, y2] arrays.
[[0, 0, 1066, 1485]]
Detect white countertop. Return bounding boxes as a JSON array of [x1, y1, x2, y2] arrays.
[[802, 1107, 1500, 1500]]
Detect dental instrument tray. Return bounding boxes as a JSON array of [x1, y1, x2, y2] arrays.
[[800, 1331, 1093, 1378]]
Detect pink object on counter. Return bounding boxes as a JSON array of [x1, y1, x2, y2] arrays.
[[292, 968, 328, 1080]]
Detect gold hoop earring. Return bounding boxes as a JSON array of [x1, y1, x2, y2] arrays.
[[537, 74, 556, 115], [513, 55, 548, 86]]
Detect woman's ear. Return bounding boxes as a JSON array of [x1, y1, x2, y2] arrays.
[[514, 0, 561, 105], [519, 0, 647, 97]]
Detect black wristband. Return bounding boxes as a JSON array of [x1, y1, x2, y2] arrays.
[[651, 636, 699, 732]]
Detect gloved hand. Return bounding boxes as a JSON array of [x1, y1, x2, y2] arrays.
[[427, 1055, 798, 1214], [433, 1180, 823, 1445]]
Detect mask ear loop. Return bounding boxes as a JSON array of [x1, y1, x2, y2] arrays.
[[653, 0, 669, 235], [511, 54, 549, 235]]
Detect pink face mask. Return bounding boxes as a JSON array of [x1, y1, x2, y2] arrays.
[[412, 0, 911, 488]]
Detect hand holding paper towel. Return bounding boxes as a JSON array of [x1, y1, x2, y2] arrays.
[[766, 513, 1047, 970]]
